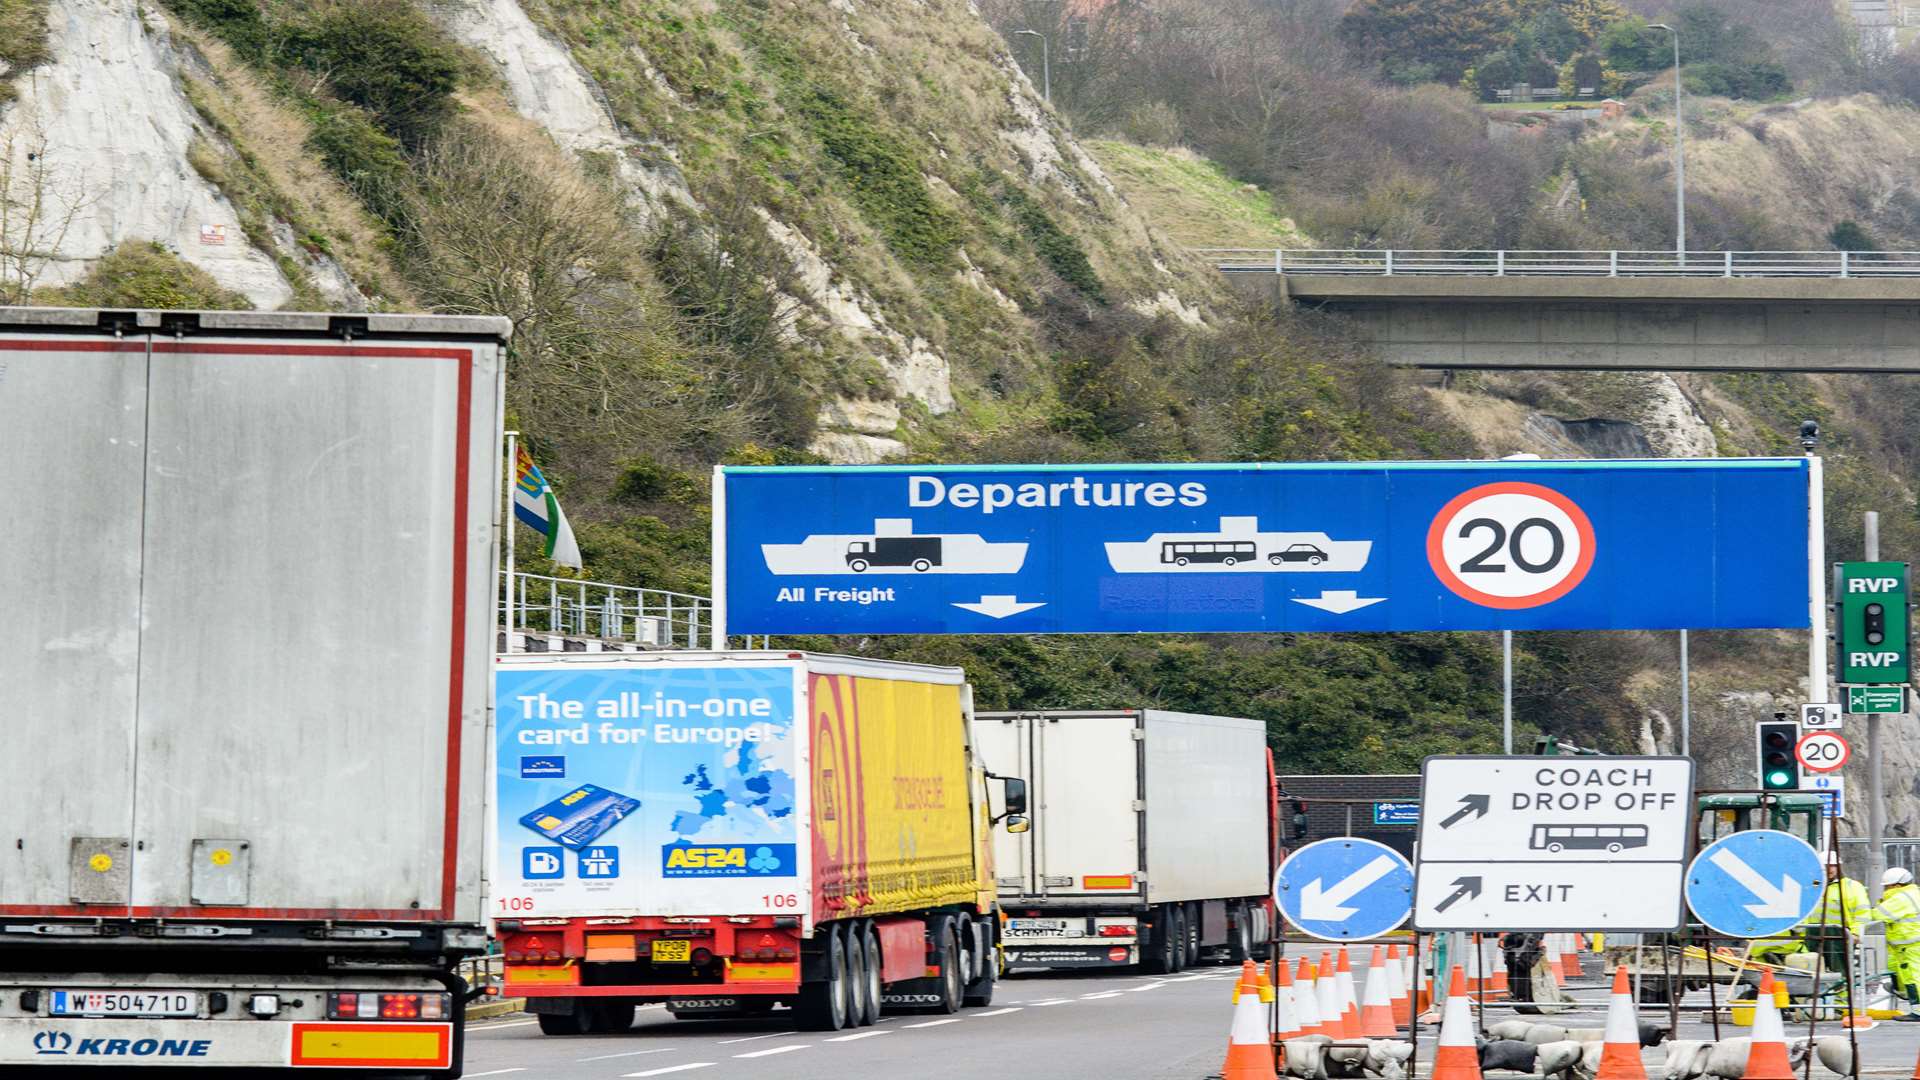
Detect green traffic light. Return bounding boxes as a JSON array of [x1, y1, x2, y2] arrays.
[[1766, 770, 1794, 788]]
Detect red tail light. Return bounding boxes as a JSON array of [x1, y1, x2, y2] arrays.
[[1097, 924, 1137, 938], [326, 992, 452, 1021]]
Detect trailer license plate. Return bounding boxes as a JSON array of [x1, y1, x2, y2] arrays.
[[651, 940, 692, 962], [1005, 919, 1071, 938], [50, 990, 198, 1017]]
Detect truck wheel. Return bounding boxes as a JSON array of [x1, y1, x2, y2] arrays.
[[845, 923, 875, 1028], [936, 923, 965, 1013], [849, 559, 870, 572], [1144, 906, 1178, 974], [964, 936, 998, 1007], [1184, 904, 1202, 968], [1169, 907, 1188, 972], [536, 1007, 589, 1036], [859, 922, 883, 1025], [589, 1002, 635, 1033], [1228, 905, 1253, 964], [798, 924, 852, 1031], [912, 558, 932, 572]]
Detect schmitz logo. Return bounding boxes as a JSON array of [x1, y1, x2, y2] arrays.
[[32, 1032, 210, 1058]]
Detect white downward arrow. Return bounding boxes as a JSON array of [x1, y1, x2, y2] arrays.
[[952, 595, 1046, 619], [1298, 854, 1398, 921], [1709, 847, 1805, 918], [1292, 590, 1387, 615]]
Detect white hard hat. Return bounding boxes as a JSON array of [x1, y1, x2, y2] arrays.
[[1886, 867, 1914, 887]]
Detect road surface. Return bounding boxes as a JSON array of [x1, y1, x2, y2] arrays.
[[463, 967, 1243, 1080]]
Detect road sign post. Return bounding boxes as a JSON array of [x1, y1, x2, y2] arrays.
[[1411, 755, 1695, 931], [717, 460, 1814, 636], [1685, 830, 1824, 939], [1274, 837, 1415, 942]]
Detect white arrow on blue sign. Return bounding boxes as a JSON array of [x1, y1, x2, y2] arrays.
[[1684, 830, 1824, 938], [1275, 837, 1415, 942]]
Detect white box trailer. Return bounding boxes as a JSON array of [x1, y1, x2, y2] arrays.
[[0, 308, 506, 1075], [970, 710, 1274, 974]]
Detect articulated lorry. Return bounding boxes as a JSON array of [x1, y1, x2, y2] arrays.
[[971, 710, 1274, 973], [492, 651, 1028, 1033], [1, 309, 506, 1074]]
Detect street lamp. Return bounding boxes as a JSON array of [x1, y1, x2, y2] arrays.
[[1648, 23, 1687, 261], [1014, 28, 1051, 105]]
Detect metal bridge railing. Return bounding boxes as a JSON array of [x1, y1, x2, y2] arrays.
[[501, 571, 711, 649], [1197, 248, 1920, 278]]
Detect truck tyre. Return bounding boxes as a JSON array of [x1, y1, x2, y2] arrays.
[[1184, 904, 1202, 968], [1167, 907, 1187, 972], [858, 922, 883, 1025], [798, 924, 852, 1031], [1145, 906, 1179, 974], [963, 936, 998, 1007], [937, 923, 966, 1013], [1228, 904, 1252, 964], [589, 1001, 635, 1033], [844, 923, 875, 1028], [536, 1005, 589, 1036]]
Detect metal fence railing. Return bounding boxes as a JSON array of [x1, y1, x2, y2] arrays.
[[501, 571, 711, 649], [1197, 248, 1920, 278]]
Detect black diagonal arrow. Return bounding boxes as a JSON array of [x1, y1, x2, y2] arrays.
[[1433, 875, 1483, 914], [1439, 793, 1490, 829]]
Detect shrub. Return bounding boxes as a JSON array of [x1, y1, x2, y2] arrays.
[[163, 0, 269, 61], [1002, 186, 1106, 303], [793, 85, 961, 268], [37, 242, 251, 310], [1683, 60, 1790, 99], [280, 0, 462, 145], [303, 103, 412, 225], [0, 0, 50, 73], [1830, 221, 1878, 251]]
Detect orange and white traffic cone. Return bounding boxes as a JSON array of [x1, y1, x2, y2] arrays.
[[1414, 943, 1435, 1021], [1386, 943, 1412, 1029], [1317, 951, 1346, 1038], [1595, 965, 1646, 1080], [1489, 939, 1510, 999], [1432, 965, 1483, 1080], [1272, 956, 1304, 1042], [1295, 955, 1326, 1037], [1360, 945, 1398, 1037], [1464, 935, 1483, 993], [1742, 969, 1795, 1080], [1336, 948, 1362, 1038], [1224, 960, 1280, 1080], [1568, 934, 1588, 979]]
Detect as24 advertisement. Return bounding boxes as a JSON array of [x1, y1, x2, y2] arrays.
[[492, 662, 802, 917]]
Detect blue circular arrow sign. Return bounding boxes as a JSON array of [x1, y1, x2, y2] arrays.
[[1685, 830, 1824, 938], [1275, 837, 1415, 942]]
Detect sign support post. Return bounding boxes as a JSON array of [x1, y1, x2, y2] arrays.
[[1866, 511, 1886, 905], [1810, 456, 1828, 717], [1680, 629, 1691, 756], [503, 429, 518, 654], [710, 464, 728, 649], [1502, 630, 1514, 753]]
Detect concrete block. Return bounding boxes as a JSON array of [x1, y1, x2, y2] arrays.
[[1536, 304, 1619, 344], [1388, 303, 1464, 344], [1457, 305, 1540, 344], [1617, 305, 1697, 345], [1692, 307, 1766, 347]]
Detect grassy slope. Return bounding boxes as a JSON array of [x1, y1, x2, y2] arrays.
[[1087, 140, 1314, 249]]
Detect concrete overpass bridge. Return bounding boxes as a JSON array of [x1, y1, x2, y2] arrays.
[[1208, 249, 1920, 372]]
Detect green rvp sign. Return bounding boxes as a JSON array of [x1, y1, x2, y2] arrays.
[[1837, 561, 1910, 685]]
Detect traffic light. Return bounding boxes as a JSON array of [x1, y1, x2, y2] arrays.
[[1756, 717, 1800, 791]]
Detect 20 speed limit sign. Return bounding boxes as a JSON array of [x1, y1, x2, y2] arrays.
[[1427, 482, 1597, 609], [1795, 732, 1849, 773]]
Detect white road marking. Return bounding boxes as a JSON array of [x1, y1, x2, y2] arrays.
[[579, 1048, 677, 1062], [716, 1032, 788, 1045], [1080, 992, 1123, 1000], [1030, 998, 1073, 1006], [626, 1066, 715, 1077], [470, 1019, 541, 1032], [735, 1044, 811, 1058], [1128, 983, 1165, 991], [827, 1030, 893, 1042], [463, 1071, 526, 1078], [971, 1007, 1023, 1017], [905, 1018, 965, 1028]]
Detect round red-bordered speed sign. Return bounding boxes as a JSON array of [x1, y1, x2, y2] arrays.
[[1426, 482, 1598, 610], [1796, 731, 1849, 773]]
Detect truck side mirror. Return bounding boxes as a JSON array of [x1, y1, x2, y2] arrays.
[[1005, 814, 1030, 835], [1002, 776, 1028, 817]]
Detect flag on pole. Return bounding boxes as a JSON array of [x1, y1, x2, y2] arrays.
[[513, 445, 582, 569]]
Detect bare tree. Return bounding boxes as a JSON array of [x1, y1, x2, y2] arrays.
[[0, 115, 89, 304]]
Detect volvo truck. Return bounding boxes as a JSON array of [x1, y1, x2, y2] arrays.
[[492, 651, 1029, 1033], [0, 308, 506, 1074], [971, 710, 1274, 973]]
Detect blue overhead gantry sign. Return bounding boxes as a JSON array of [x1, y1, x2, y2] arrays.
[[715, 459, 1812, 636]]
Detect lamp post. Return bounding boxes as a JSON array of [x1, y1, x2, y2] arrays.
[[1014, 28, 1051, 105], [1649, 23, 1687, 261]]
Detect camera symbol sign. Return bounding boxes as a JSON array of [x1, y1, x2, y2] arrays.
[[1795, 732, 1849, 773], [1427, 482, 1597, 609]]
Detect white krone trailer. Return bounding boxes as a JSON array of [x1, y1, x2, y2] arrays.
[[0, 308, 506, 1076], [970, 710, 1274, 973]]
